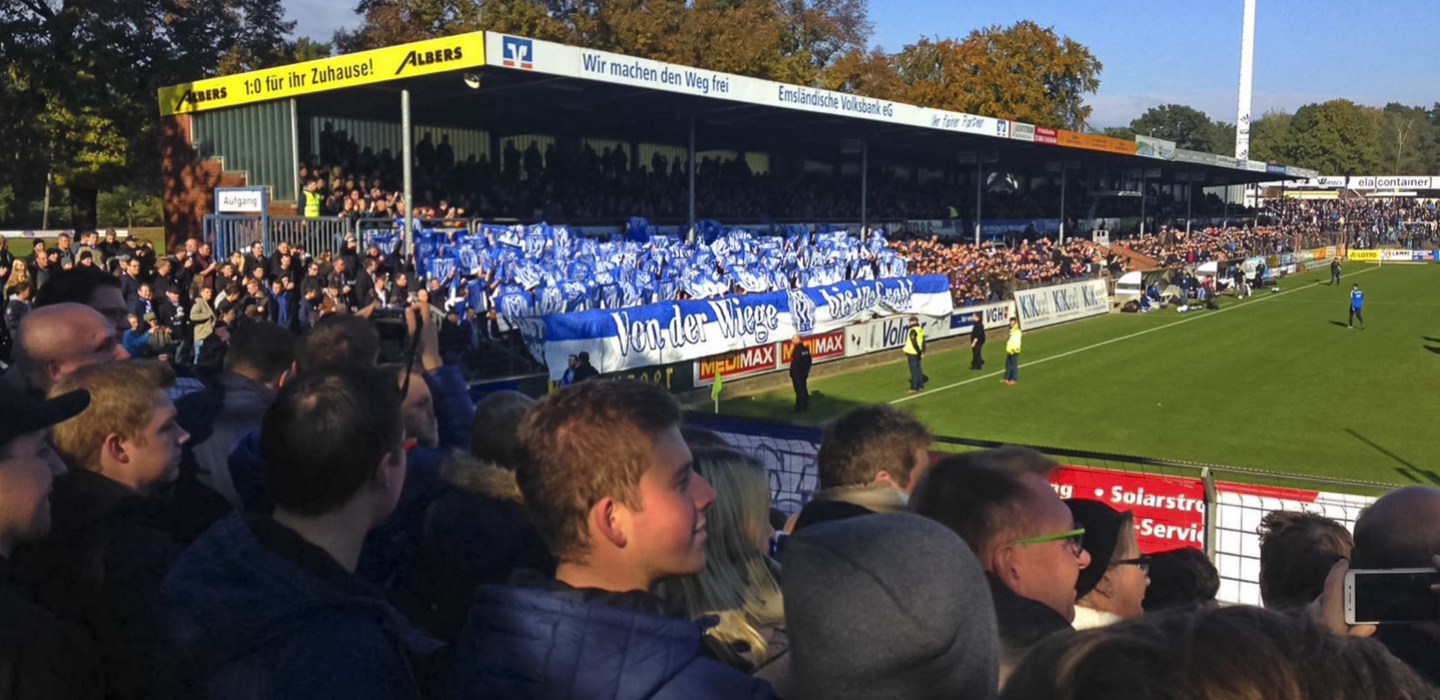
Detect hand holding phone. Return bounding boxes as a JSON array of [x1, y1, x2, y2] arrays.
[[1345, 567, 1440, 625]]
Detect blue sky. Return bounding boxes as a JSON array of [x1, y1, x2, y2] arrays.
[[286, 0, 1440, 127]]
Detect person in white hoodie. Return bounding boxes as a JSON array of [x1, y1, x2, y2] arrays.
[[1065, 499, 1150, 630]]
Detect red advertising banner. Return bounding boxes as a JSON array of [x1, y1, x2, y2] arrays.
[[1050, 465, 1207, 553], [696, 344, 778, 384], [1034, 127, 1059, 145], [1056, 130, 1138, 155], [780, 330, 845, 366]]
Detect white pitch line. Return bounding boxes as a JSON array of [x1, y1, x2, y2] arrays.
[[889, 265, 1380, 405]]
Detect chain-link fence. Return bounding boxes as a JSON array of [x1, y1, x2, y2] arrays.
[[687, 411, 1401, 606]]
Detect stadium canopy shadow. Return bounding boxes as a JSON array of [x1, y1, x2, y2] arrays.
[[1346, 428, 1437, 484]]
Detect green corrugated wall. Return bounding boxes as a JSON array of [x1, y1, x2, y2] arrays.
[[193, 100, 295, 202]]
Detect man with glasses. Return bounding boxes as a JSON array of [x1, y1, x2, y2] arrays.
[[910, 446, 1092, 677]]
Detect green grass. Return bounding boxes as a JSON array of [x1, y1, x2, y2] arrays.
[[720, 262, 1440, 486]]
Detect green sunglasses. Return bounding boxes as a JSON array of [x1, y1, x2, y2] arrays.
[[1014, 527, 1086, 553]]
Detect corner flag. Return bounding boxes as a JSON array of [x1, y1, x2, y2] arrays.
[[711, 369, 723, 402]]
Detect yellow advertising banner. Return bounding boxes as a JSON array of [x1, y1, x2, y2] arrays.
[[158, 33, 485, 116], [1055, 130, 1138, 156], [1348, 249, 1380, 262]]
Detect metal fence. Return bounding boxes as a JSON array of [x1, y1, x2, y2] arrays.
[[683, 411, 1401, 606]]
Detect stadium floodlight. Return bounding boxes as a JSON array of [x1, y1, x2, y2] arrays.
[[1235, 0, 1256, 160]]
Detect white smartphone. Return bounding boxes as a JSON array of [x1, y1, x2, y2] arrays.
[[1344, 568, 1440, 625]]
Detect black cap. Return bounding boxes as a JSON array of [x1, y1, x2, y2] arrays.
[[0, 387, 90, 449], [1066, 498, 1131, 598]]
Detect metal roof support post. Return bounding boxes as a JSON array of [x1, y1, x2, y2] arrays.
[[1059, 165, 1067, 244], [289, 98, 300, 253], [1140, 169, 1148, 237], [688, 113, 697, 243], [402, 89, 414, 261], [1186, 172, 1194, 235], [974, 159, 983, 246], [860, 137, 868, 233]]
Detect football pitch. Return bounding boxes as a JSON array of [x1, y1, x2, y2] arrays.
[[718, 262, 1440, 486]]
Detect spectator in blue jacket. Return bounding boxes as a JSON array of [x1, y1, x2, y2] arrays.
[[453, 380, 778, 700], [163, 365, 442, 699]]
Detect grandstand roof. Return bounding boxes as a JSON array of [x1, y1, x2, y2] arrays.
[[159, 31, 1310, 190]]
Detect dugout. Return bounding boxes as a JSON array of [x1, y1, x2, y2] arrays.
[[157, 31, 1310, 254]]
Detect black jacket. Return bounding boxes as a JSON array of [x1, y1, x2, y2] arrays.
[[790, 343, 812, 380], [13, 469, 185, 700], [0, 557, 104, 700], [971, 320, 986, 345], [572, 361, 601, 382], [986, 572, 1073, 670]]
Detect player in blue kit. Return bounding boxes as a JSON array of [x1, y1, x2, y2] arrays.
[[1348, 283, 1365, 330]]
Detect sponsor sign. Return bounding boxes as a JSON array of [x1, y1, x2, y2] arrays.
[[845, 314, 950, 358], [947, 300, 1016, 335], [1172, 149, 1219, 166], [215, 187, 265, 214], [1414, 251, 1438, 262], [696, 344, 778, 384], [1010, 122, 1036, 142], [1050, 466, 1207, 553], [995, 119, 1011, 139], [1135, 135, 1177, 160], [780, 330, 845, 367], [500, 35, 534, 69], [159, 33, 486, 115], [1056, 130, 1136, 155], [1380, 249, 1413, 262], [1034, 127, 1059, 145], [1012, 279, 1109, 329], [1348, 249, 1381, 262], [600, 361, 696, 393], [524, 275, 953, 381], [1349, 176, 1436, 190]]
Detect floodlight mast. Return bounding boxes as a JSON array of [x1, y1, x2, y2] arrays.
[[1235, 0, 1256, 161]]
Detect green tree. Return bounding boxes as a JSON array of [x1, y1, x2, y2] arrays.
[[1127, 104, 1234, 155], [1, 0, 296, 228], [892, 21, 1101, 130], [1249, 110, 1294, 164], [291, 37, 336, 62], [1381, 103, 1428, 174], [1287, 100, 1383, 175]]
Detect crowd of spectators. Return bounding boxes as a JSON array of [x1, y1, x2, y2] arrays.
[[5, 264, 1440, 698], [1114, 224, 1296, 265], [892, 236, 1112, 305], [1276, 197, 1440, 249]]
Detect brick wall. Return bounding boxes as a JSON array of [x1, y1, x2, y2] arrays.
[[160, 115, 297, 251]]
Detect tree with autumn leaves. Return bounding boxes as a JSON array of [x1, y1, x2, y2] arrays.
[[339, 1, 1101, 129]]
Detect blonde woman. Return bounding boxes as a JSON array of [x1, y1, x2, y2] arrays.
[[5, 259, 30, 297], [654, 447, 786, 678]]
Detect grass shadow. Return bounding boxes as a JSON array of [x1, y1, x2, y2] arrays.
[[1425, 346, 1440, 355], [1329, 321, 1350, 328], [1424, 336, 1440, 343]]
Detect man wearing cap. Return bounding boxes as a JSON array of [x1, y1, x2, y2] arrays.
[[0, 386, 103, 699], [901, 315, 925, 393]]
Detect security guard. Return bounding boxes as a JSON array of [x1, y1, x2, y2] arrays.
[[903, 316, 925, 393], [789, 333, 812, 413], [1003, 317, 1022, 385], [301, 179, 323, 219]]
